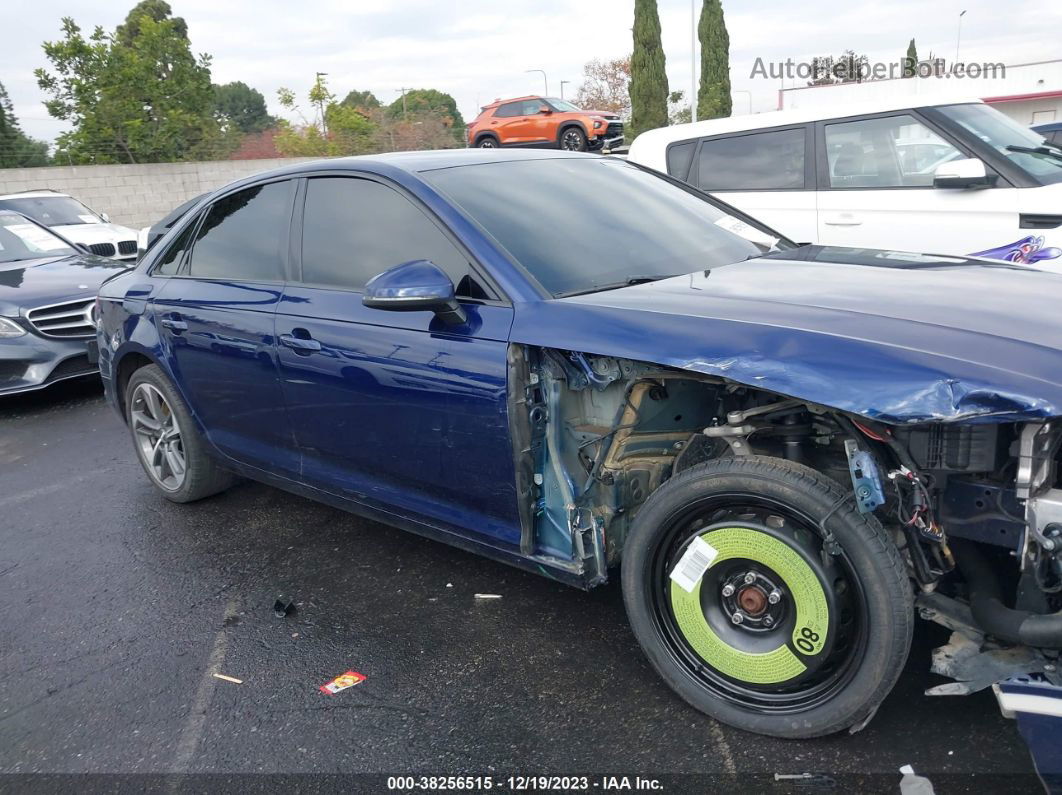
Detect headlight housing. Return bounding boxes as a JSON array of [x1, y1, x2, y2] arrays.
[[0, 317, 26, 338], [593, 120, 604, 129]]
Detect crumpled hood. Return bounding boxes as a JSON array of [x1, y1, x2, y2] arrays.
[[52, 221, 138, 246], [0, 254, 130, 315], [510, 247, 1062, 424]]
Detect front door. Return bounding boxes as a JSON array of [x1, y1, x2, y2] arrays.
[[153, 180, 298, 474], [814, 112, 1019, 256], [275, 175, 520, 546]]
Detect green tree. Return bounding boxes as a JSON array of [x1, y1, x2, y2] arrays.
[[274, 76, 376, 157], [115, 0, 187, 44], [213, 81, 273, 133], [629, 0, 668, 139], [903, 39, 919, 78], [697, 0, 731, 120], [388, 89, 463, 129], [35, 6, 223, 163], [341, 89, 380, 111], [0, 81, 50, 167]]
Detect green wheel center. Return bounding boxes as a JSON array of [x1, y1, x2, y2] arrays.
[[669, 526, 831, 685]]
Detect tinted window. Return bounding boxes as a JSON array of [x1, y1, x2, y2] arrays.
[[187, 182, 291, 281], [666, 141, 696, 181], [824, 114, 962, 188], [423, 158, 786, 297], [153, 219, 199, 276], [494, 102, 523, 118], [301, 177, 479, 294], [696, 129, 805, 191], [522, 99, 546, 115]]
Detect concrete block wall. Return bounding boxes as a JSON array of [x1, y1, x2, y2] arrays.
[[0, 158, 322, 229]]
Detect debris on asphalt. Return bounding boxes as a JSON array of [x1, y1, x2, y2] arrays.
[[474, 593, 502, 600], [273, 597, 296, 618], [319, 670, 366, 695], [898, 765, 936, 794], [772, 772, 836, 788], [212, 673, 243, 684], [446, 583, 453, 588]]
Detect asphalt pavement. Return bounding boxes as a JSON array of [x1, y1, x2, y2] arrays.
[[0, 377, 1043, 793]]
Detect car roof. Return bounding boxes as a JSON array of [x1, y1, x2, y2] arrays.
[[241, 148, 602, 182], [628, 97, 985, 164], [0, 190, 72, 201], [481, 95, 542, 109]]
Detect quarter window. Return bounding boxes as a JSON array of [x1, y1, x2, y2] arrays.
[[153, 219, 199, 276], [696, 128, 806, 191], [300, 177, 485, 296], [824, 115, 962, 188], [187, 182, 292, 281], [666, 141, 697, 182]]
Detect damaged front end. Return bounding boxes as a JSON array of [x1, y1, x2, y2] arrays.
[[511, 344, 1062, 701]]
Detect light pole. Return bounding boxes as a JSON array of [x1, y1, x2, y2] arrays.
[[526, 69, 548, 96], [690, 0, 698, 123], [560, 80, 570, 100], [955, 9, 967, 71]]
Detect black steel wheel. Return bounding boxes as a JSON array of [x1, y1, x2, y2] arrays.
[[622, 456, 913, 738]]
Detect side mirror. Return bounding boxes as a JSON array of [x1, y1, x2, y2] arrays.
[[100, 212, 111, 222], [933, 157, 995, 189], [538, 105, 552, 114], [363, 260, 466, 326]]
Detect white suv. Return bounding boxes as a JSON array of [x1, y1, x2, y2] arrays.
[[628, 98, 1062, 269], [0, 190, 139, 261]]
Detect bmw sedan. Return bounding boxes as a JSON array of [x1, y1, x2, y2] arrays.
[[0, 211, 126, 395], [97, 149, 1062, 740]]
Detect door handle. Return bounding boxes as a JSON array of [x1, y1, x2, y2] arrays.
[[823, 213, 863, 226], [279, 331, 321, 353], [160, 315, 187, 332]]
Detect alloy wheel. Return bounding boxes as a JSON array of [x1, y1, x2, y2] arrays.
[[130, 383, 187, 491], [561, 130, 584, 150]]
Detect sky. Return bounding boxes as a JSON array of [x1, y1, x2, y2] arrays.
[[2, 0, 1059, 143]]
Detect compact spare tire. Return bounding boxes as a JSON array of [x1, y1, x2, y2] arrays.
[[622, 456, 913, 738], [125, 364, 235, 503]]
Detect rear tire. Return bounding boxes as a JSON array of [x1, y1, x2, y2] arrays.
[[125, 364, 236, 503], [621, 455, 912, 738], [476, 135, 499, 148]]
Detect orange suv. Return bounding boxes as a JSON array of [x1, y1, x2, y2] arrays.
[[467, 96, 624, 152]]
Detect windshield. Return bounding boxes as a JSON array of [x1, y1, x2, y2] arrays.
[[0, 214, 78, 263], [422, 158, 789, 297], [936, 103, 1062, 185], [546, 98, 583, 113], [0, 195, 101, 226]]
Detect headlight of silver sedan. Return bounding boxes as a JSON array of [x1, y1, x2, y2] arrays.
[[0, 317, 27, 338]]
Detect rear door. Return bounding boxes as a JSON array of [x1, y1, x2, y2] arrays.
[[677, 125, 817, 243], [275, 174, 521, 546], [489, 101, 531, 144], [813, 111, 1018, 255], [152, 179, 298, 473]]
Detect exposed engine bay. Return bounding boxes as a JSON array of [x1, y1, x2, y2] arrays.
[[510, 346, 1062, 687]]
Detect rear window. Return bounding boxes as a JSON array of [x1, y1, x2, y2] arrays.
[[493, 102, 523, 118], [696, 128, 806, 191]]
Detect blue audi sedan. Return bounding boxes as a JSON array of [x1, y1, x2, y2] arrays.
[[97, 150, 1062, 740]]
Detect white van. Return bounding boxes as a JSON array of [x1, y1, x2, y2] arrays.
[[627, 98, 1062, 268]]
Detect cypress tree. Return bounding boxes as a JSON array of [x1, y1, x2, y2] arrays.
[[697, 0, 732, 120], [903, 39, 919, 78], [629, 0, 669, 138]]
